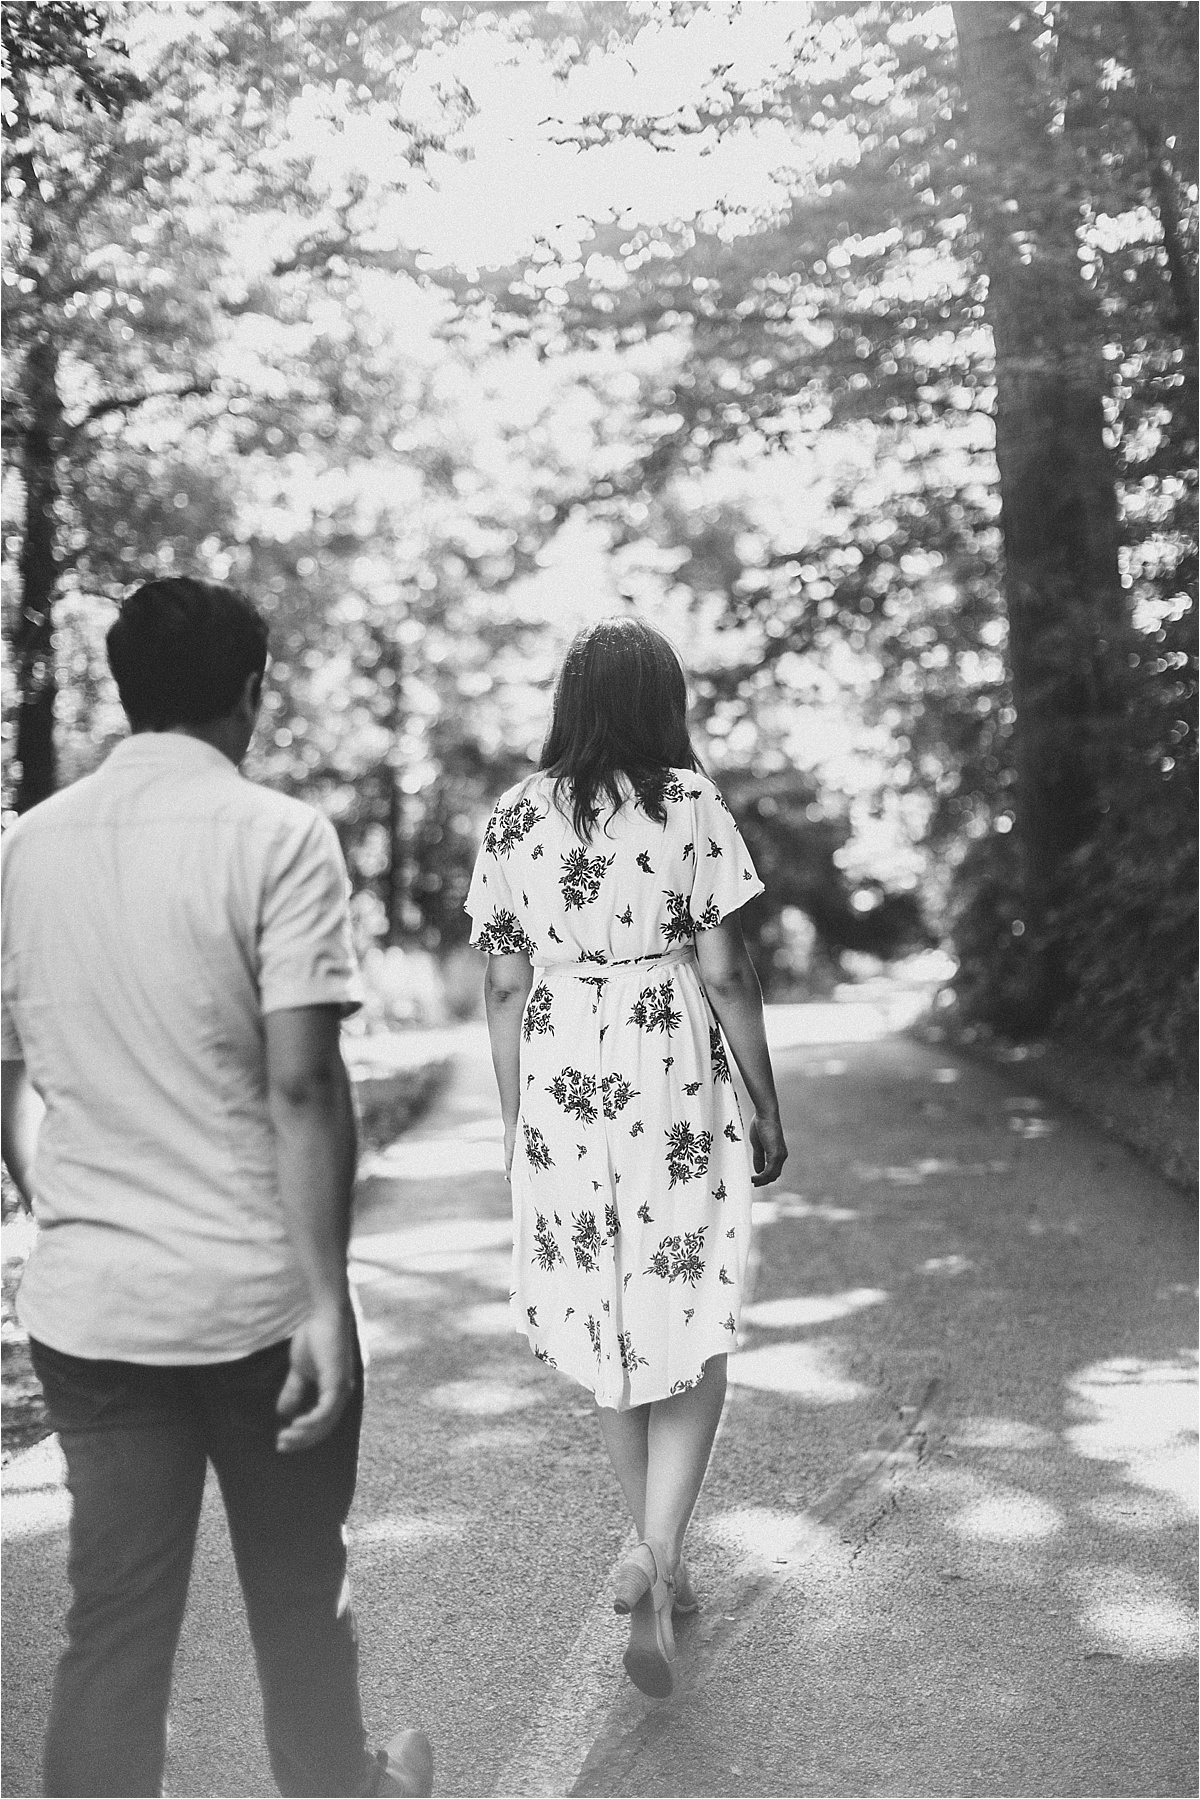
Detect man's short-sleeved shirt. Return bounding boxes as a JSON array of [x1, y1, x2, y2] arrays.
[[1, 732, 363, 1364]]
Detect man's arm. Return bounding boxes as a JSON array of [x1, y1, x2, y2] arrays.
[[264, 1004, 359, 1453], [483, 952, 535, 1179], [1, 1059, 43, 1213]]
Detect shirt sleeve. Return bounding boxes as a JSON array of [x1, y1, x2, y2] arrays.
[[689, 778, 764, 930], [1, 834, 22, 1057], [259, 812, 363, 1016], [465, 807, 534, 955]]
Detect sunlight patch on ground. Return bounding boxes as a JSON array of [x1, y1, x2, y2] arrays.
[[856, 1158, 1010, 1184], [445, 1425, 544, 1455], [916, 1467, 1059, 1576], [350, 1218, 513, 1285], [424, 1379, 543, 1416], [1008, 1116, 1057, 1139], [1025, 1214, 1083, 1236], [728, 1340, 871, 1403], [353, 1217, 511, 1257], [351, 1249, 511, 1288], [2, 1433, 63, 1490], [351, 1513, 469, 1550], [741, 1288, 887, 1330], [1072, 1566, 1199, 1662], [703, 1504, 832, 1571], [949, 1416, 1056, 1451], [950, 1491, 1064, 1544], [921, 1255, 976, 1276], [765, 1003, 903, 1048], [2, 1486, 71, 1541], [752, 1194, 859, 1225], [363, 1137, 505, 1179], [800, 1058, 848, 1077], [1065, 1354, 1199, 1514], [1, 1436, 69, 1541], [453, 1301, 518, 1336], [359, 1317, 422, 1360], [345, 1267, 443, 1301]]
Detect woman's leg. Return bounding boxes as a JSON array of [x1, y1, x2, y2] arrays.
[[643, 1355, 727, 1571], [607, 1357, 728, 1689], [595, 1402, 650, 1533]]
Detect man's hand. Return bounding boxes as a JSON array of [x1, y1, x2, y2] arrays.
[[749, 1112, 788, 1187], [275, 1301, 356, 1453]]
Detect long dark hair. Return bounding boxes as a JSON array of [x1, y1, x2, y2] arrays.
[[539, 616, 702, 839]]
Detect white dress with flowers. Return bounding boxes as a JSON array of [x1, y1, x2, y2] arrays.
[[466, 769, 764, 1410]]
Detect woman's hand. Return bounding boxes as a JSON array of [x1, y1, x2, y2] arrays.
[[504, 1118, 518, 1182], [749, 1111, 787, 1187]]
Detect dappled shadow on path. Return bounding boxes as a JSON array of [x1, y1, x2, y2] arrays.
[[2, 1014, 1195, 1799], [579, 1024, 1197, 1799]]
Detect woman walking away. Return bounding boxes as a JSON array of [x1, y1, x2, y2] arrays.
[[467, 617, 787, 1699]]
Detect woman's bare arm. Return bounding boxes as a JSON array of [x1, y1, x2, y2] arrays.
[[484, 950, 535, 1177], [694, 914, 787, 1187]]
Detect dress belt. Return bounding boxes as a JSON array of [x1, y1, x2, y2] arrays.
[[532, 943, 697, 983]]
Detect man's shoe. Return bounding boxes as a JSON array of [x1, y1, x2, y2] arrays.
[[372, 1729, 434, 1797]]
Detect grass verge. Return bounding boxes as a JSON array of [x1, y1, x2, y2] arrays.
[[914, 1009, 1197, 1196]]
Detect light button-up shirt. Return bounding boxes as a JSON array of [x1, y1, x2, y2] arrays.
[[1, 732, 363, 1363]]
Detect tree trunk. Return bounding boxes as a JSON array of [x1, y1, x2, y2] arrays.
[[953, 0, 1127, 1028], [1118, 2, 1199, 353], [380, 637, 405, 941], [14, 333, 62, 813]]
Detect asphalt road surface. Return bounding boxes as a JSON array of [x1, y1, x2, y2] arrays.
[[3, 995, 1197, 1798]]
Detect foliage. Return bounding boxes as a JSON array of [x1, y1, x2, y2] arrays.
[[439, 0, 1196, 1063], [0, 3, 1195, 1067]]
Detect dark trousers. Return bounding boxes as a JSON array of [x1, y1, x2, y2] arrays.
[[29, 1335, 378, 1799]]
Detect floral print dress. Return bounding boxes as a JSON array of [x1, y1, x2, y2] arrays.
[[466, 769, 764, 1409]]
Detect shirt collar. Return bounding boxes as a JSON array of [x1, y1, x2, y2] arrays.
[[103, 733, 240, 776]]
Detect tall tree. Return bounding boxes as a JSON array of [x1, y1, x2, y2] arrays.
[[952, 0, 1127, 1024], [439, 1, 1193, 1038], [3, 5, 131, 809], [1, 2, 214, 810]]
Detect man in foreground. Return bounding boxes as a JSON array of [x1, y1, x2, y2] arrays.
[[1, 577, 432, 1798]]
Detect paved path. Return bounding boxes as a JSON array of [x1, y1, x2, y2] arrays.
[[3, 999, 1196, 1797]]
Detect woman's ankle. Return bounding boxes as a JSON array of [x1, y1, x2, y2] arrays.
[[640, 1533, 679, 1577]]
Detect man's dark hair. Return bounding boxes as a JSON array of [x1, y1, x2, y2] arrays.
[[539, 615, 702, 840], [106, 577, 270, 731]]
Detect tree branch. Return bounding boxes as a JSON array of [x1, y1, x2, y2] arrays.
[[269, 236, 425, 282], [64, 377, 215, 440]]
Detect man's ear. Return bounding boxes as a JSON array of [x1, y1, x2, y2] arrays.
[[243, 671, 264, 714]]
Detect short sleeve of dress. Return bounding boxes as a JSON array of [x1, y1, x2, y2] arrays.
[[689, 779, 764, 930], [465, 806, 534, 955]]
